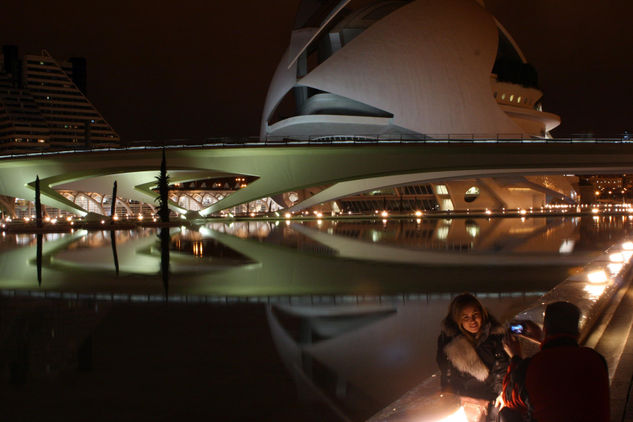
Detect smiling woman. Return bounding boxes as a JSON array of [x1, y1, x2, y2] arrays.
[[436, 293, 509, 422]]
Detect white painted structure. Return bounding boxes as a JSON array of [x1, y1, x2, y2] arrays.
[[261, 0, 560, 140]]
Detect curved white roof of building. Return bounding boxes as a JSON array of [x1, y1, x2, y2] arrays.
[[261, 0, 559, 140], [299, 0, 521, 135]]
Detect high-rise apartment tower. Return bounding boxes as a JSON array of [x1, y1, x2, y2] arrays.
[[0, 45, 119, 153]]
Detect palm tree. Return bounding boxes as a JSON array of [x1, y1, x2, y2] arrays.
[[35, 175, 42, 228], [155, 148, 170, 223]]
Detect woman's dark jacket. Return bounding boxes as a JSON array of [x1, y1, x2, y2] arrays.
[[436, 315, 509, 401]]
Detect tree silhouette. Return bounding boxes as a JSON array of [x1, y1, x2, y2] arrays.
[[159, 227, 170, 297], [35, 175, 42, 228], [110, 230, 119, 276], [110, 180, 117, 222], [155, 148, 170, 223], [36, 233, 42, 286]]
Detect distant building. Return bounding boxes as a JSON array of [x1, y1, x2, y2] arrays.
[[0, 45, 119, 153]]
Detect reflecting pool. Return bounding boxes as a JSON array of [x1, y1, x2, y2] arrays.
[[1, 216, 632, 421]]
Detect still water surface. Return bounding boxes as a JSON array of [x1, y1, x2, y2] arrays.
[[1, 216, 631, 421]]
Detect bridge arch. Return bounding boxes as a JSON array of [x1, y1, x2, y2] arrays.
[[1, 142, 633, 218]]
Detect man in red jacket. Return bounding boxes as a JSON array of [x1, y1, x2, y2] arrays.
[[499, 301, 610, 422]]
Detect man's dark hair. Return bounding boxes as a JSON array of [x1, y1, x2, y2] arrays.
[[544, 301, 580, 336]]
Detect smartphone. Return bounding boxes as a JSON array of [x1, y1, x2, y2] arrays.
[[509, 322, 526, 335]]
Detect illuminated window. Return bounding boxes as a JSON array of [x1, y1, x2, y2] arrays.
[[517, 96, 522, 103], [435, 185, 449, 195], [441, 199, 454, 210], [509, 94, 514, 102], [464, 186, 480, 203], [501, 93, 506, 100]]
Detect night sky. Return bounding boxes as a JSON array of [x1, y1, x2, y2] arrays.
[[3, 0, 632, 142]]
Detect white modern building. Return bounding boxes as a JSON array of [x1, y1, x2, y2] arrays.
[[258, 0, 570, 212], [261, 0, 560, 141]]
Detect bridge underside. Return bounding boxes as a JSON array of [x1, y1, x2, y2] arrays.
[[0, 143, 632, 218]]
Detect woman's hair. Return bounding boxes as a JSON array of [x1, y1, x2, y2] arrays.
[[449, 293, 489, 338]]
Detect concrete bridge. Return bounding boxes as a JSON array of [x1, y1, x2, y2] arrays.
[[1, 139, 632, 218]]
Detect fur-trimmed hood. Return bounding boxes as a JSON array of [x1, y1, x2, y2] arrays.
[[440, 315, 505, 382]]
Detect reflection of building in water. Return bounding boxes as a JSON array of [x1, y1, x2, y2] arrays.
[[266, 294, 543, 421], [63, 228, 154, 250], [171, 229, 255, 262], [316, 217, 582, 255], [575, 215, 633, 251]]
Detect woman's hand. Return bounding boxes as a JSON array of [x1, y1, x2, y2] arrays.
[[521, 320, 543, 343], [503, 333, 522, 358], [494, 393, 505, 409]]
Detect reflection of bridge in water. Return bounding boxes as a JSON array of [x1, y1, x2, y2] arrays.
[[0, 217, 606, 297], [2, 218, 632, 421]]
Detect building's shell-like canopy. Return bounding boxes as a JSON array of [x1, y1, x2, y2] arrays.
[[261, 0, 560, 140]]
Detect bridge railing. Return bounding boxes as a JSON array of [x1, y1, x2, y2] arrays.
[[1, 134, 633, 159]]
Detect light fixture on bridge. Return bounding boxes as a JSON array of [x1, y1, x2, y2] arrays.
[[284, 212, 292, 219], [607, 263, 624, 275], [381, 210, 389, 218], [415, 210, 423, 217], [587, 270, 608, 284], [609, 252, 625, 263], [584, 284, 607, 301]]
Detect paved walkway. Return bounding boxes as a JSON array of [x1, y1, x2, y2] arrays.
[[588, 275, 633, 421]]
